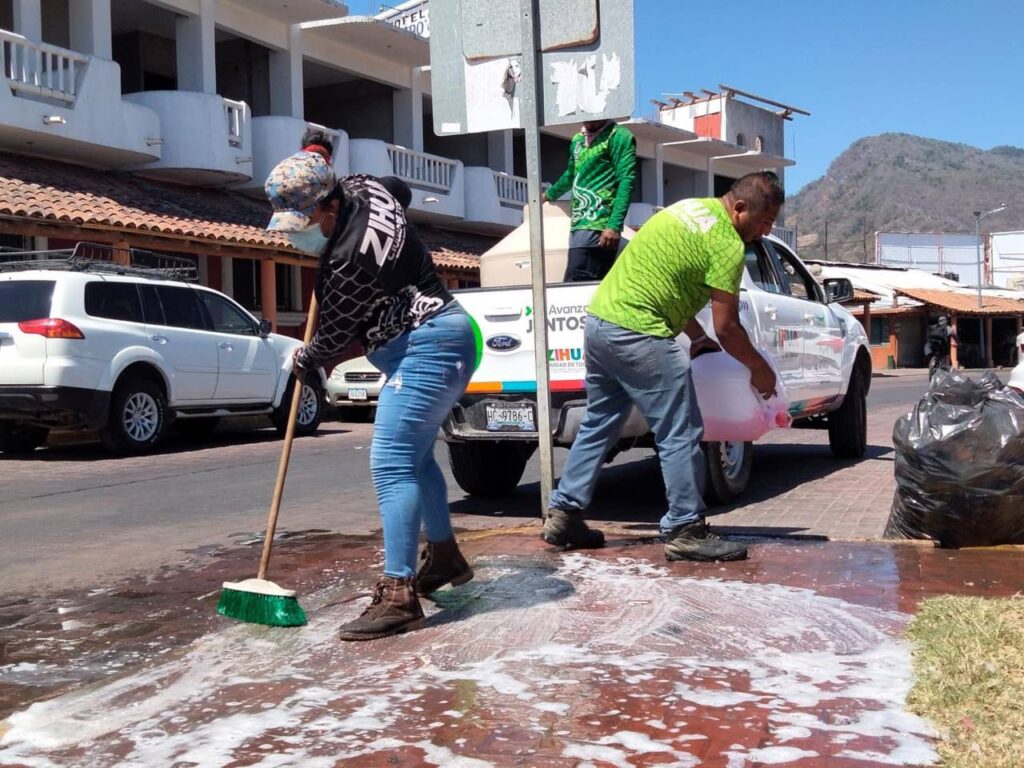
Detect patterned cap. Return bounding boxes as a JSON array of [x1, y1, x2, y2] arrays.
[[265, 150, 337, 232]]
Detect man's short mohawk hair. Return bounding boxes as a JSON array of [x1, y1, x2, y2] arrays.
[[730, 171, 785, 212]]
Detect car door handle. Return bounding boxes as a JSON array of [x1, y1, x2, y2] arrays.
[[218, 342, 234, 351], [763, 305, 777, 318], [151, 335, 168, 344], [803, 313, 817, 321]]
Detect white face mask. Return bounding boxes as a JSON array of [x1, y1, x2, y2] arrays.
[[288, 222, 329, 254]]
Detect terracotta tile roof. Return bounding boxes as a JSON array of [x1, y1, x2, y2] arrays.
[[852, 289, 881, 303], [0, 153, 296, 252], [0, 154, 491, 276], [418, 226, 496, 272], [894, 287, 1024, 316]]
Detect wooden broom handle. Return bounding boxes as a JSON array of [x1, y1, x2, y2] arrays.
[[257, 294, 319, 581]]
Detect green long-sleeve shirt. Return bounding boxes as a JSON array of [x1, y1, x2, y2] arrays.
[[546, 123, 637, 233]]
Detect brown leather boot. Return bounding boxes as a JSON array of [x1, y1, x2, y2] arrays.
[[416, 538, 474, 595], [338, 576, 425, 641]]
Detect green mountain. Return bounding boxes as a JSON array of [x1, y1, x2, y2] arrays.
[[785, 133, 1024, 262]]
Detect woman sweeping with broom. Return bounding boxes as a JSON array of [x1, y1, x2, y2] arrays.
[[263, 149, 477, 641]]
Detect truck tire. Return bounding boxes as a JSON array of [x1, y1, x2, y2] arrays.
[[101, 376, 167, 454], [272, 376, 324, 437], [828, 369, 867, 459], [448, 441, 532, 497], [703, 441, 753, 505], [0, 422, 49, 454]]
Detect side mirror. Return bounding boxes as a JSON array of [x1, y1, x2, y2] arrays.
[[823, 277, 854, 304], [258, 318, 272, 337]]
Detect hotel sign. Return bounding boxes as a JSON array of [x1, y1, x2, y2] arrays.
[[381, 1, 430, 38]]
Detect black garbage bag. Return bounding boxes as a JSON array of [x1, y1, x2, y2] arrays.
[[885, 368, 1024, 547]]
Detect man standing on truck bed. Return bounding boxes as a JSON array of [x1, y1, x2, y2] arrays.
[[543, 171, 783, 563], [542, 120, 637, 282]]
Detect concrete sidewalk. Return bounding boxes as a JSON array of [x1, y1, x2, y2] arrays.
[[3, 530, 1023, 767]]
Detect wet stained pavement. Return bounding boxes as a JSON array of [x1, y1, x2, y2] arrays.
[[2, 529, 1023, 767]]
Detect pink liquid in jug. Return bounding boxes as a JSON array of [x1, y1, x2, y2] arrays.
[[691, 352, 791, 442]]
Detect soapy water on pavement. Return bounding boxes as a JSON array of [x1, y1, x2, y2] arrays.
[[0, 554, 937, 767]]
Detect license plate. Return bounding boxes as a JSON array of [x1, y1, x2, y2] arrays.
[[485, 403, 535, 432], [348, 388, 368, 401]]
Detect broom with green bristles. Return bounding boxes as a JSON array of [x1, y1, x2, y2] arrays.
[[217, 296, 319, 627]]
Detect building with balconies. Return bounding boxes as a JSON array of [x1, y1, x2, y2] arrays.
[[0, 0, 802, 336]]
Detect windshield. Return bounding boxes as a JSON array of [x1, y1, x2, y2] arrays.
[[0, 280, 55, 322]]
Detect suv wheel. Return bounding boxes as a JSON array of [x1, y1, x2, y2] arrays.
[[272, 376, 324, 437], [101, 376, 167, 454], [0, 422, 50, 454], [828, 368, 867, 459], [703, 440, 753, 505]]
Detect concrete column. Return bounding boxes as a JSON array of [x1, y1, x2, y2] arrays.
[[13, 0, 42, 42], [487, 130, 514, 173], [269, 24, 303, 118], [984, 316, 993, 368], [706, 156, 714, 197], [176, 0, 216, 94], [862, 302, 872, 345], [220, 255, 234, 297], [69, 0, 112, 59], [290, 265, 302, 311], [392, 66, 424, 151], [654, 143, 664, 207], [260, 259, 277, 331]]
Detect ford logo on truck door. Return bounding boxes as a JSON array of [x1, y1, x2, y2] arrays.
[[486, 334, 521, 352]]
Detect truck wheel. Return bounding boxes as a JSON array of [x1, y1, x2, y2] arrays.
[[0, 422, 49, 454], [703, 441, 753, 505], [101, 376, 167, 454], [828, 369, 867, 459], [448, 441, 532, 497], [272, 376, 324, 437]]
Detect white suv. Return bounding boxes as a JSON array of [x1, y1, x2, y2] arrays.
[[0, 251, 325, 454]]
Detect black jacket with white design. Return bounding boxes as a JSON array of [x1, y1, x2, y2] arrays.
[[296, 175, 454, 371]]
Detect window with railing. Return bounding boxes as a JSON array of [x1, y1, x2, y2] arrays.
[[0, 30, 88, 103], [492, 171, 528, 206], [224, 98, 246, 148], [386, 145, 456, 192]]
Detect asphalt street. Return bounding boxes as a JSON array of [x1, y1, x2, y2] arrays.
[[0, 371, 934, 595]]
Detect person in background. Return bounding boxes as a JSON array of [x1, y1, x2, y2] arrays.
[[542, 120, 637, 282], [265, 150, 476, 641], [926, 315, 958, 378], [542, 172, 783, 563], [1009, 331, 1024, 394]]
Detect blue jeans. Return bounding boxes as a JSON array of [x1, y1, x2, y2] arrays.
[[367, 303, 475, 579], [549, 315, 707, 532]]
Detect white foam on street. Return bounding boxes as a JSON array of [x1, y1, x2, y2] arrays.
[[0, 554, 937, 766]]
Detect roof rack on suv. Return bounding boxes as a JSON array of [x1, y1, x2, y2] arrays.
[[0, 242, 199, 282]]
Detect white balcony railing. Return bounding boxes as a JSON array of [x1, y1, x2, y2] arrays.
[[0, 30, 88, 104], [386, 144, 457, 192], [224, 98, 246, 148], [492, 171, 528, 206]]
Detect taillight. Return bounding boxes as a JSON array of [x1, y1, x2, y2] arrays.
[[18, 318, 86, 339]]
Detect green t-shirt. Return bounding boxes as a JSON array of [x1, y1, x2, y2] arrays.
[[545, 123, 637, 233], [588, 198, 745, 338]]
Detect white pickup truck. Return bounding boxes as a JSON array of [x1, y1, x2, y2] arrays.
[[440, 227, 872, 504]]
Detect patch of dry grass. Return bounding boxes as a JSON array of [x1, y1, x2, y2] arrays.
[[906, 594, 1024, 768]]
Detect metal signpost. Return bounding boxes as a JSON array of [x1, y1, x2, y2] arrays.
[[430, 0, 634, 508]]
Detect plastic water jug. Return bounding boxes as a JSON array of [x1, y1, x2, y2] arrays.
[[691, 351, 791, 442]]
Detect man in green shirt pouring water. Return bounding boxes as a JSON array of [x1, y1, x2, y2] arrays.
[[542, 171, 784, 563]]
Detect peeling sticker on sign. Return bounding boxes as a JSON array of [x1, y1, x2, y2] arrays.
[[550, 52, 622, 116]]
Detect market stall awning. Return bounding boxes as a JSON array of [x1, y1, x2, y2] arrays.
[[894, 287, 1024, 316]]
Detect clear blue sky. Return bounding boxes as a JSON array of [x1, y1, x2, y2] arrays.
[[633, 0, 1024, 192]]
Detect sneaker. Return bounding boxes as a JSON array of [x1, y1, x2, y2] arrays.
[[338, 576, 425, 641], [416, 538, 474, 595], [541, 508, 605, 549], [664, 519, 747, 562]]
